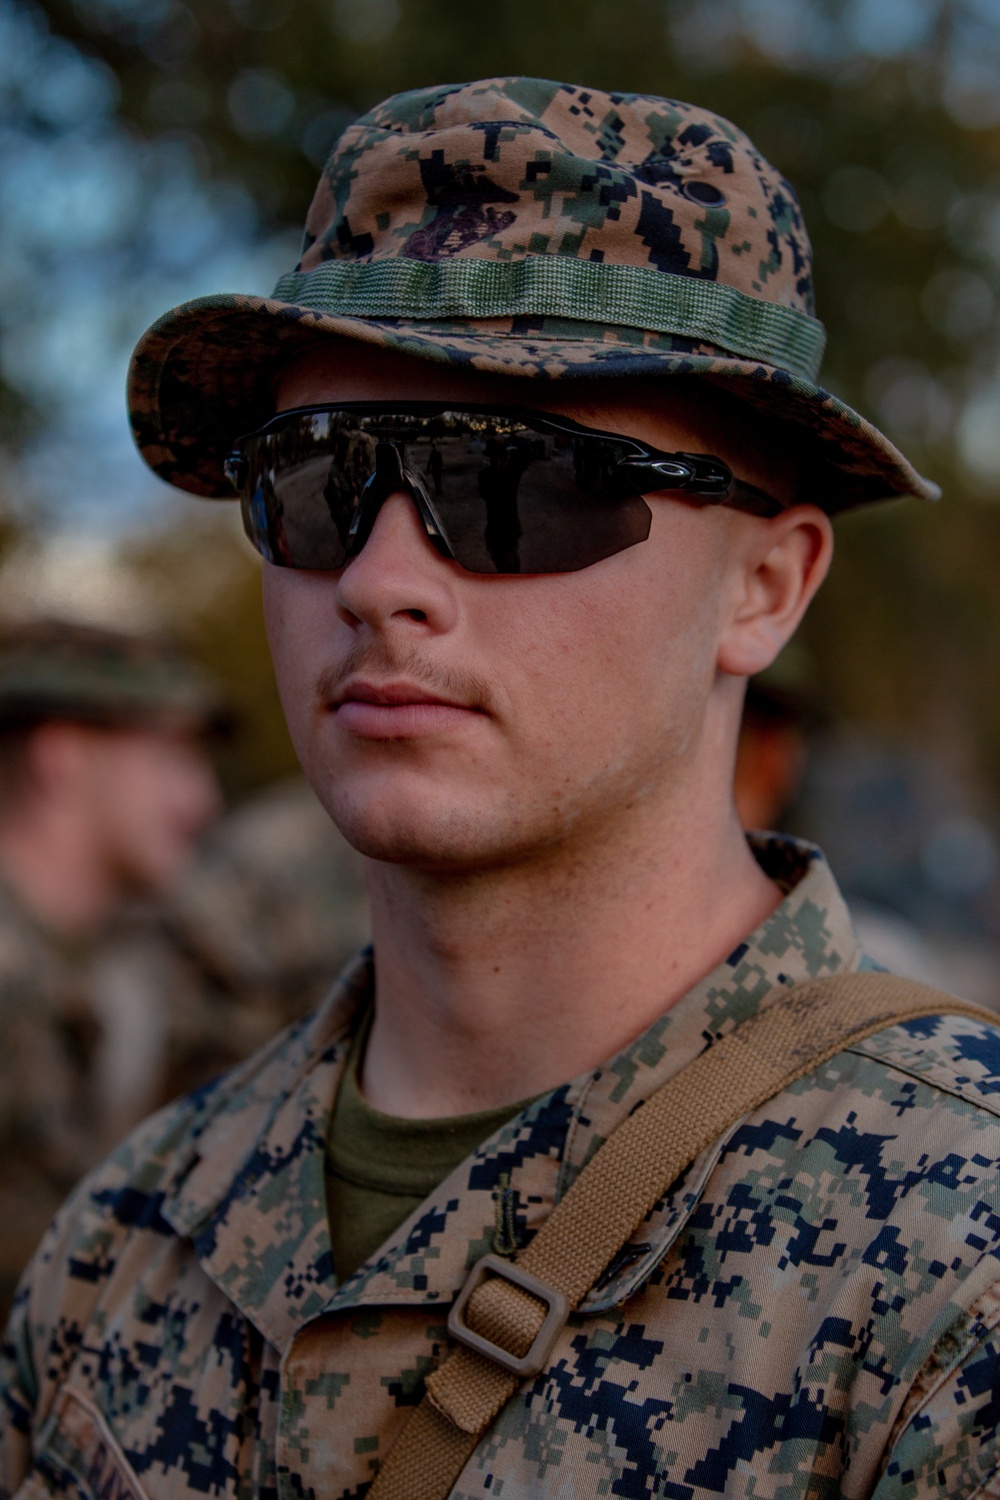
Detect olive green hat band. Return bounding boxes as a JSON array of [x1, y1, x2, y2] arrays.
[[271, 255, 827, 383]]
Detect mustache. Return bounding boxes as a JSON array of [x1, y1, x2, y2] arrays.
[[315, 640, 498, 714]]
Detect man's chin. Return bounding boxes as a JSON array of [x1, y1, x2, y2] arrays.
[[328, 807, 495, 870], [310, 776, 527, 871]]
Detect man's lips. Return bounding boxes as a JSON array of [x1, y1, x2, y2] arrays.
[[332, 678, 485, 738]]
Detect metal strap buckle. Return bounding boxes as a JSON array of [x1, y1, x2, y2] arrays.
[[447, 1253, 569, 1379]]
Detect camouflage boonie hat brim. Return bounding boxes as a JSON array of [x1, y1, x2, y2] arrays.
[[0, 618, 228, 733], [128, 77, 938, 513]]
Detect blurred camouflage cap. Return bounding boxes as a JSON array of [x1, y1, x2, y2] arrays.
[[128, 76, 938, 513], [0, 618, 228, 733]]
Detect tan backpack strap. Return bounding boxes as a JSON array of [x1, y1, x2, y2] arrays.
[[368, 973, 996, 1500]]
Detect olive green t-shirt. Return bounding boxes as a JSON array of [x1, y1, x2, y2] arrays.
[[326, 1011, 537, 1281]]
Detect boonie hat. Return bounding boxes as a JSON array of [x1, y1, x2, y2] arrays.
[[0, 618, 228, 734], [128, 77, 938, 513]]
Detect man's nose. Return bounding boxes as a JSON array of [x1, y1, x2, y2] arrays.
[[335, 490, 460, 632]]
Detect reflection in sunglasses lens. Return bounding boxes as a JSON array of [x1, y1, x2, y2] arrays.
[[238, 410, 653, 575]]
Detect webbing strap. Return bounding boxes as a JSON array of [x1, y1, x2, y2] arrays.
[[272, 254, 827, 381], [368, 973, 997, 1500]]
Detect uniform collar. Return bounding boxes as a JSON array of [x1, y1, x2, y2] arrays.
[[162, 835, 862, 1351]]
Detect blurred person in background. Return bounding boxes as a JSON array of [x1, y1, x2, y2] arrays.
[[735, 665, 996, 1003], [0, 617, 223, 1314], [161, 775, 368, 1097], [733, 666, 814, 834]]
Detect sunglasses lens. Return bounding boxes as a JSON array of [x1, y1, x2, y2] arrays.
[[239, 411, 378, 568], [236, 411, 652, 575], [403, 432, 651, 573]]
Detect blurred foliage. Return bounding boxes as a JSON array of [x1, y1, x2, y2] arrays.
[[32, 0, 1000, 410], [118, 513, 300, 801], [15, 0, 1000, 802]]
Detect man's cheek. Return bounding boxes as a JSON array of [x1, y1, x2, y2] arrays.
[[270, 633, 317, 744]]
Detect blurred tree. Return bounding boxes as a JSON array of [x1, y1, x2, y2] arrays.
[[118, 512, 300, 801], [30, 0, 1000, 413], [16, 0, 1000, 801]]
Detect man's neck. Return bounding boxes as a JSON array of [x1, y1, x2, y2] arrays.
[[361, 792, 781, 1119], [0, 800, 120, 940]]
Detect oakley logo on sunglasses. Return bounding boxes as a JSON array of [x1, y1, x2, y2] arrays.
[[224, 403, 783, 576]]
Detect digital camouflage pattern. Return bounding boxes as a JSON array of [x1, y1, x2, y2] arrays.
[[5, 835, 1000, 1498], [0, 619, 226, 733], [0, 781, 366, 1320], [127, 77, 938, 513], [0, 879, 108, 1324], [0, 875, 244, 1324]]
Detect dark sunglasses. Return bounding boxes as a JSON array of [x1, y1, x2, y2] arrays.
[[224, 403, 784, 577]]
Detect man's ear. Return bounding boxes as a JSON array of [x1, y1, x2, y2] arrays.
[[717, 505, 834, 678]]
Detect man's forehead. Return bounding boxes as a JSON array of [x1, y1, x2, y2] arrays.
[[273, 337, 801, 500]]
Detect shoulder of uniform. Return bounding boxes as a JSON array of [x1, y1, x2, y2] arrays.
[[10, 988, 353, 1412], [847, 1008, 1000, 1119], [26, 1001, 337, 1280], [111, 997, 332, 1185], [34, 1055, 260, 1253]]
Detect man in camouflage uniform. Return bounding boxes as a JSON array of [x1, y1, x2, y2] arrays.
[[0, 618, 223, 1313], [3, 79, 999, 1500]]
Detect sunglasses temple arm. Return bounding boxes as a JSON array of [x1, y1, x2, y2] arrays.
[[621, 455, 784, 518], [634, 475, 786, 519], [722, 481, 786, 518]]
